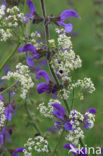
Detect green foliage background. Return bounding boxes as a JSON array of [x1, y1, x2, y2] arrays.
[[0, 0, 103, 155]]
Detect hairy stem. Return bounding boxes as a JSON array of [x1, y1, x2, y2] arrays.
[[40, 0, 50, 41]]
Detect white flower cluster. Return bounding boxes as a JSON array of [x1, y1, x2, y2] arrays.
[[23, 136, 49, 155], [51, 28, 82, 78], [37, 102, 53, 118], [0, 100, 6, 128], [29, 31, 43, 49], [2, 63, 34, 99], [84, 112, 95, 129], [65, 110, 84, 145], [0, 5, 25, 42], [50, 28, 82, 99], [74, 78, 96, 94], [0, 4, 6, 19], [37, 99, 61, 118]]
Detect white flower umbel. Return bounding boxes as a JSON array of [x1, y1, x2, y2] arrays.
[[23, 136, 49, 155], [0, 100, 6, 128], [51, 28, 82, 78], [0, 5, 25, 42], [2, 63, 34, 99], [74, 78, 96, 94], [37, 102, 53, 118], [50, 28, 95, 100], [37, 99, 61, 118]]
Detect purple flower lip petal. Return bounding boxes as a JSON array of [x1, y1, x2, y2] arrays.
[[37, 82, 50, 94], [26, 0, 36, 20], [60, 9, 79, 21], [87, 108, 97, 114], [27, 0, 35, 16], [64, 121, 74, 131], [26, 56, 35, 67], [12, 147, 24, 156], [58, 9, 79, 33], [36, 70, 50, 83], [52, 103, 65, 120], [18, 44, 37, 54]]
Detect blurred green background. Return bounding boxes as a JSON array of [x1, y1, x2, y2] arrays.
[[0, 0, 103, 155]]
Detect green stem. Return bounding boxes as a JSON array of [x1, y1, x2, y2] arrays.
[[24, 100, 42, 134], [71, 88, 75, 109], [52, 130, 64, 156], [22, 0, 27, 37], [0, 42, 20, 73], [0, 82, 16, 95]]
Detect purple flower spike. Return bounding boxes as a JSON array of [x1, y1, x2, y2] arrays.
[[58, 9, 79, 33], [12, 147, 24, 156], [26, 0, 35, 20], [87, 108, 97, 114], [52, 103, 65, 120], [64, 121, 74, 131]]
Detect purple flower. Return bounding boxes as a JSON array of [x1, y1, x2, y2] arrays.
[[0, 95, 3, 101], [0, 134, 3, 147], [64, 121, 74, 131], [18, 44, 39, 67], [5, 105, 15, 121], [99, 147, 103, 156], [87, 108, 97, 114], [83, 108, 96, 130], [53, 120, 63, 130], [1, 0, 6, 7], [52, 103, 65, 120], [48, 127, 55, 134], [58, 9, 79, 33], [4, 64, 10, 74], [12, 147, 24, 156], [36, 70, 57, 94], [26, 0, 35, 20], [0, 127, 12, 147]]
